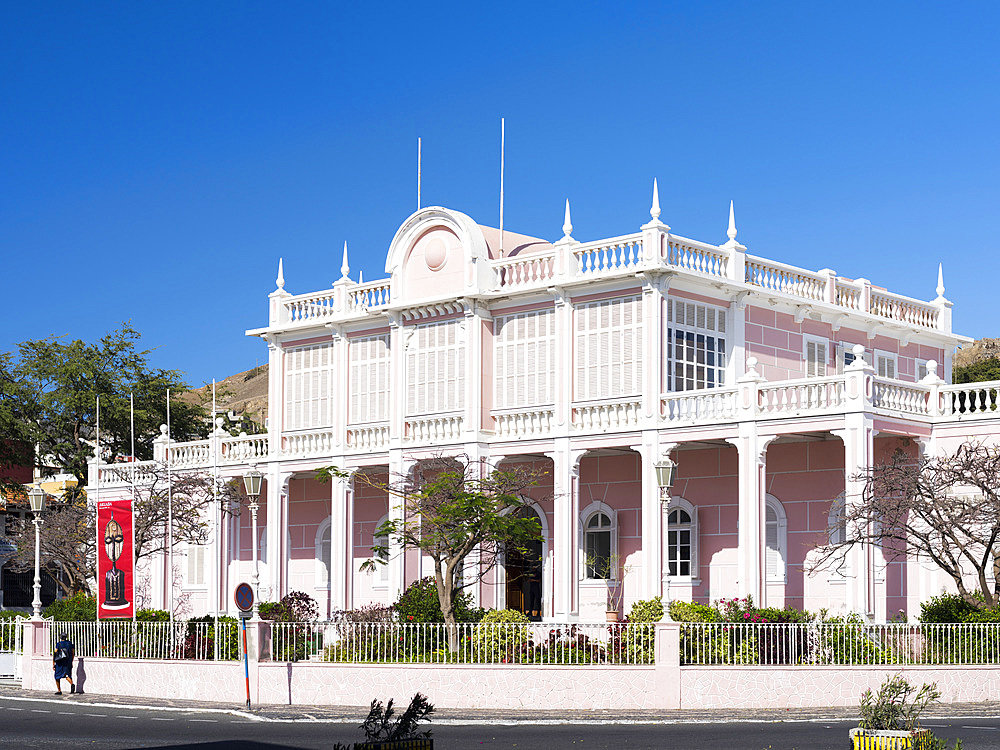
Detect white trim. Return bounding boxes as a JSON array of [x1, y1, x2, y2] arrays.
[[803, 334, 829, 378], [314, 518, 332, 590], [765, 494, 787, 583], [665, 496, 698, 582], [836, 342, 867, 374], [184, 541, 207, 589], [875, 350, 898, 379], [370, 513, 390, 588], [579, 501, 618, 581]]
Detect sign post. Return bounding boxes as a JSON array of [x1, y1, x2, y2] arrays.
[[234, 583, 254, 708]]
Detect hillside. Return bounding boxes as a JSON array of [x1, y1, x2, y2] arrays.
[[954, 339, 1000, 369], [179, 365, 269, 428]]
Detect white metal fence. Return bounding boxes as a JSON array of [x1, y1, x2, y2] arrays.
[[273, 621, 657, 665], [679, 622, 1000, 666], [52, 620, 239, 661], [0, 617, 23, 679]]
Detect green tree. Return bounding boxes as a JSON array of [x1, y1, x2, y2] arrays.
[[0, 323, 206, 487], [953, 356, 1000, 384], [319, 459, 544, 649]]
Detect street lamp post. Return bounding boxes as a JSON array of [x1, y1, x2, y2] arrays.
[[654, 456, 677, 610], [27, 486, 47, 620], [242, 467, 264, 618]]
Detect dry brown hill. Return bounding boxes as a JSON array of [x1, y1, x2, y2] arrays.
[[954, 339, 1000, 368], [179, 365, 269, 428]]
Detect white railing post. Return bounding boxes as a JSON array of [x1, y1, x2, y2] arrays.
[[920, 360, 945, 416], [819, 268, 837, 305], [856, 278, 872, 315], [153, 424, 169, 463]]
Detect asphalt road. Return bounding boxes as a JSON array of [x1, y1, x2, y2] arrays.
[[0, 697, 994, 749]]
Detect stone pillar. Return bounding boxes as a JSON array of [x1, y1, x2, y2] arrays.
[[728, 428, 774, 607], [549, 441, 584, 620], [387, 451, 416, 601], [653, 620, 681, 709], [264, 471, 293, 603], [634, 436, 676, 602], [550, 288, 572, 430], [328, 462, 351, 615]]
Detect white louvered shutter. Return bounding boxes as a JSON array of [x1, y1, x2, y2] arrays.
[[765, 506, 780, 578]]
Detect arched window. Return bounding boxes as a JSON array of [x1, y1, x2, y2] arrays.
[[765, 495, 788, 582], [828, 497, 846, 545], [584, 511, 614, 579], [316, 520, 331, 587], [372, 514, 389, 587], [665, 497, 697, 580]]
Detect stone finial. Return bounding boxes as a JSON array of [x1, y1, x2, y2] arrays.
[[563, 199, 573, 238], [159, 424, 169, 436], [359, 270, 364, 285], [920, 359, 945, 385], [727, 200, 737, 241], [852, 343, 868, 367], [341, 241, 350, 280], [935, 263, 946, 301], [650, 178, 661, 221], [276, 258, 285, 290]]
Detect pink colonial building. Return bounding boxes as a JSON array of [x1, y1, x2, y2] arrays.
[[94, 185, 996, 624]]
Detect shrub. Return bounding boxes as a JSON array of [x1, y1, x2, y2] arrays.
[[920, 593, 981, 623], [258, 600, 290, 621], [43, 593, 96, 621], [359, 692, 435, 744], [668, 600, 720, 622], [394, 577, 483, 623], [473, 608, 529, 661], [627, 596, 663, 623], [281, 591, 319, 622], [183, 614, 239, 660], [135, 608, 171, 622]]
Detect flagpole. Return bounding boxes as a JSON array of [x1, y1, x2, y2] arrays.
[[499, 117, 505, 258], [212, 379, 220, 661], [95, 397, 101, 624], [417, 137, 422, 211], [130, 393, 136, 624], [166, 389, 173, 623]]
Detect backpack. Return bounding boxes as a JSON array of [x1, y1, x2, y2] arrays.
[[54, 647, 69, 661]]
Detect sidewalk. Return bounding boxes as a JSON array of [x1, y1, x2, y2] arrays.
[[3, 685, 1000, 724]]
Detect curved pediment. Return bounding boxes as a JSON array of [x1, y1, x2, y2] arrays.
[[384, 207, 492, 304]]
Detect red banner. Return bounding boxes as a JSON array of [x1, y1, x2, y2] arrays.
[[97, 497, 134, 619]]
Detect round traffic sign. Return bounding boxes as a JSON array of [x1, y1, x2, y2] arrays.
[[234, 582, 254, 611]]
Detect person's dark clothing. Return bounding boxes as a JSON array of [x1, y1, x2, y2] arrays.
[[53, 639, 74, 680]]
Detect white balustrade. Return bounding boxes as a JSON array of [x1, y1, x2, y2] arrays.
[[572, 399, 642, 431], [349, 281, 391, 312], [492, 408, 555, 438], [494, 251, 557, 290], [873, 380, 931, 416], [284, 290, 337, 323], [220, 434, 269, 463], [666, 236, 729, 278], [573, 234, 643, 277], [346, 423, 391, 451], [99, 460, 159, 486], [869, 290, 939, 329], [168, 440, 211, 468], [662, 388, 737, 423], [405, 414, 464, 443], [745, 257, 826, 301], [282, 429, 337, 457], [757, 378, 846, 415], [835, 280, 863, 311], [939, 383, 1000, 417]]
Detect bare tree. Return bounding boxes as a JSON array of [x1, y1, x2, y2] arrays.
[[319, 458, 545, 648], [811, 441, 1000, 608], [6, 464, 241, 598]]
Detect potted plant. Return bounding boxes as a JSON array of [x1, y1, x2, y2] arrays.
[[850, 674, 961, 749], [603, 555, 632, 623]]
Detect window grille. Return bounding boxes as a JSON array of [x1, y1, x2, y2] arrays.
[[406, 320, 465, 415], [349, 334, 390, 424], [284, 343, 333, 430], [494, 309, 555, 409], [575, 296, 643, 400], [665, 298, 726, 391], [584, 512, 613, 579]]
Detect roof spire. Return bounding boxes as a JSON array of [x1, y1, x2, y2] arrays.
[[936, 262, 945, 300], [276, 258, 285, 290], [341, 240, 350, 280], [650, 178, 661, 221], [727, 200, 737, 241], [562, 199, 573, 238]]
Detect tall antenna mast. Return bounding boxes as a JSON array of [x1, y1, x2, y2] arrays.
[[499, 117, 505, 257], [417, 137, 422, 211]]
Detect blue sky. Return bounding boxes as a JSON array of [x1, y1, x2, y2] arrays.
[[3, 2, 998, 387]]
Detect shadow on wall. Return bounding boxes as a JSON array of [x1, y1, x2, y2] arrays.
[[75, 658, 87, 694]]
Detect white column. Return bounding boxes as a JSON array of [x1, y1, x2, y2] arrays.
[[634, 435, 675, 602], [388, 313, 406, 448], [550, 289, 572, 430], [387, 450, 416, 601], [834, 345, 878, 619], [549, 441, 584, 620], [328, 464, 351, 615], [265, 340, 284, 454], [463, 301, 489, 440], [728, 429, 772, 607], [264, 470, 292, 603], [330, 326, 347, 454]]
